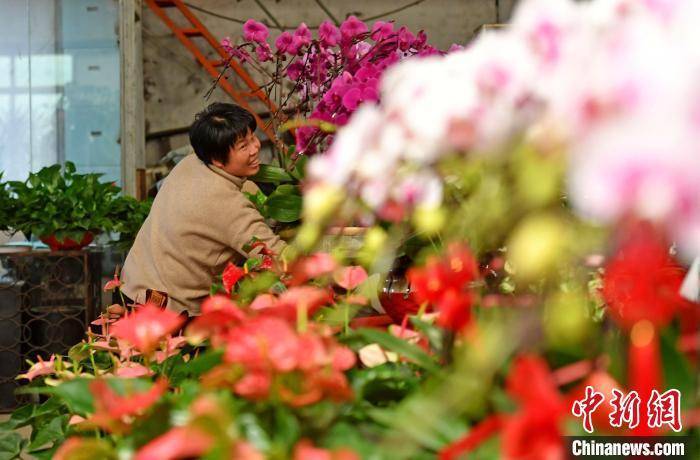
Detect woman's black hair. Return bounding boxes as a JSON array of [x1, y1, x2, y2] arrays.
[[188, 102, 257, 165]]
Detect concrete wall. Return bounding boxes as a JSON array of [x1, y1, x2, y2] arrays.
[[142, 0, 521, 164]]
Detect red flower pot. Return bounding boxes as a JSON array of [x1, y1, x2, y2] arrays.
[[379, 292, 421, 324], [40, 232, 94, 251]]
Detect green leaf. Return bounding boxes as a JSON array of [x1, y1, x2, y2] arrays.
[[409, 317, 445, 353], [350, 363, 421, 405], [352, 328, 441, 374], [236, 271, 280, 304], [0, 404, 34, 430], [250, 165, 295, 183], [0, 431, 23, 460], [20, 379, 94, 416], [25, 446, 59, 460], [265, 185, 302, 223], [244, 190, 268, 214], [289, 155, 308, 181], [272, 405, 301, 453], [27, 415, 66, 452], [660, 328, 697, 408], [321, 422, 382, 459], [238, 413, 272, 452], [170, 350, 223, 385]]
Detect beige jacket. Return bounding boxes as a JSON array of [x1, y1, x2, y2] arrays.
[[121, 154, 286, 314]]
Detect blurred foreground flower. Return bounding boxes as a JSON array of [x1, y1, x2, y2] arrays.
[[307, 0, 700, 257], [111, 303, 185, 355], [408, 243, 479, 331]]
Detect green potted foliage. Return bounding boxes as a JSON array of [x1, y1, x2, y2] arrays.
[[107, 195, 153, 252], [8, 162, 121, 250], [0, 172, 16, 233]]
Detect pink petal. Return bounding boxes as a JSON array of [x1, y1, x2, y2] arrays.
[[333, 266, 368, 290]]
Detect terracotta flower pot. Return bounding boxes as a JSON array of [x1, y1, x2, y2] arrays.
[[40, 232, 94, 251]]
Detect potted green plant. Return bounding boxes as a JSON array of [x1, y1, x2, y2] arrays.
[[107, 195, 152, 252], [0, 172, 16, 233], [8, 162, 121, 250]]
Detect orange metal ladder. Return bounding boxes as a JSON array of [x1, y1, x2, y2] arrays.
[[144, 0, 279, 142]]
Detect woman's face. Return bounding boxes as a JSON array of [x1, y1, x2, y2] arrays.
[[213, 130, 261, 177]]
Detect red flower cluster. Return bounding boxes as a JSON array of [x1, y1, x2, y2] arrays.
[[502, 355, 567, 460], [111, 303, 185, 355], [440, 355, 567, 460], [222, 262, 246, 294], [602, 229, 688, 329], [293, 439, 359, 460], [192, 295, 356, 407], [84, 378, 167, 433], [249, 286, 334, 323], [222, 316, 355, 406], [407, 243, 480, 331]]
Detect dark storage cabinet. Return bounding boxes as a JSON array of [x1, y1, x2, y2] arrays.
[[0, 249, 101, 411]]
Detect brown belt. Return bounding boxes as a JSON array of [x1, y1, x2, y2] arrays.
[[145, 289, 169, 308]]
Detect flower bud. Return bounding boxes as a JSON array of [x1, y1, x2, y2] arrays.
[[303, 184, 345, 223], [356, 226, 388, 267], [412, 205, 446, 236], [543, 289, 592, 349], [507, 213, 570, 283]]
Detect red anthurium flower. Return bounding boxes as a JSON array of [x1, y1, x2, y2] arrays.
[[249, 293, 278, 310], [293, 439, 360, 460], [225, 316, 299, 372], [187, 295, 245, 344], [135, 426, 214, 460], [308, 368, 355, 402], [247, 288, 332, 323], [234, 371, 272, 400], [502, 355, 566, 460], [16, 355, 55, 381], [602, 228, 686, 329], [272, 286, 334, 322], [295, 334, 356, 372], [103, 274, 121, 292], [331, 345, 357, 371], [333, 266, 368, 290], [223, 262, 246, 294], [114, 361, 153, 378], [389, 324, 431, 352], [250, 240, 275, 256], [154, 335, 188, 364], [260, 255, 274, 270], [88, 378, 167, 433], [111, 303, 185, 355], [278, 376, 325, 407], [233, 441, 265, 460], [290, 252, 338, 285]]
